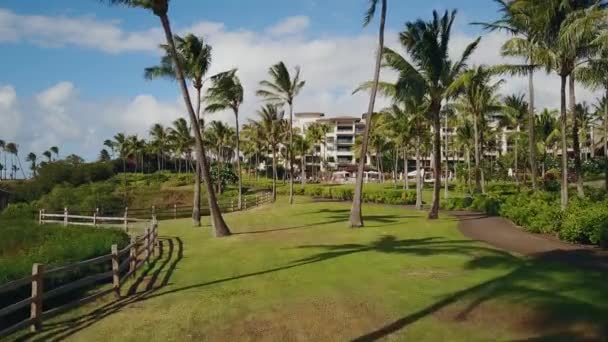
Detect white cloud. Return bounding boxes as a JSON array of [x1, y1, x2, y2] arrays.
[[0, 85, 21, 141], [266, 16, 311, 36]]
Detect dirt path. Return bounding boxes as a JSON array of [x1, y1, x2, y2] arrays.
[[452, 211, 608, 271]]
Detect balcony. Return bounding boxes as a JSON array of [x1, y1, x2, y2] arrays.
[[336, 146, 352, 153], [336, 125, 353, 133]]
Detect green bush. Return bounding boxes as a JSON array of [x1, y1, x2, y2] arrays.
[[561, 200, 608, 246], [471, 194, 503, 216], [441, 196, 473, 210], [0, 203, 37, 220], [499, 192, 561, 234]]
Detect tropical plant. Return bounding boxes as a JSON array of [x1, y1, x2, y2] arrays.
[[99, 149, 112, 162], [501, 93, 529, 185], [101, 0, 230, 235], [149, 123, 169, 171], [49, 146, 59, 161], [169, 118, 194, 174], [42, 150, 52, 163], [5, 142, 25, 179], [205, 69, 244, 208], [256, 61, 306, 205], [348, 0, 387, 227], [384, 9, 480, 218], [26, 152, 37, 177]]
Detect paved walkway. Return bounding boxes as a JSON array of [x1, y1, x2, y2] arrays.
[[452, 211, 608, 271]]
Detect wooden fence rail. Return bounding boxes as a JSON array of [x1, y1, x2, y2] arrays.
[[0, 221, 159, 339]]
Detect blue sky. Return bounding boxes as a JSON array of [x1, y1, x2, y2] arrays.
[[0, 1, 598, 165]]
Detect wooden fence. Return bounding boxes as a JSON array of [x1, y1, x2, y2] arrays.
[[39, 191, 273, 223], [0, 221, 158, 339]]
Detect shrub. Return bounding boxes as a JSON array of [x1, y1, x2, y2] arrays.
[[561, 200, 608, 246], [0, 203, 37, 220], [441, 196, 473, 210], [471, 194, 503, 216], [500, 192, 561, 233]]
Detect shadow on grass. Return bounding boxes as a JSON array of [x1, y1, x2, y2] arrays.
[[15, 236, 184, 342]]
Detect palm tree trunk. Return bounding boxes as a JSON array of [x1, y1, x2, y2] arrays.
[[403, 147, 409, 190], [272, 147, 277, 201], [429, 103, 442, 220], [466, 148, 472, 194], [560, 74, 569, 209], [122, 158, 127, 205], [159, 13, 230, 236], [569, 75, 584, 198], [349, 0, 386, 228], [528, 57, 537, 190], [444, 113, 449, 199], [288, 104, 295, 205], [415, 136, 422, 210], [235, 109, 243, 210], [193, 85, 202, 226], [473, 112, 482, 193], [514, 128, 519, 186], [604, 93, 608, 191]]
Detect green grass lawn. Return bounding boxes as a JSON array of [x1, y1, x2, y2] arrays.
[[30, 197, 607, 341]]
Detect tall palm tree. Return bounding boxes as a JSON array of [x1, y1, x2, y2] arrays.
[[145, 33, 212, 226], [501, 93, 528, 186], [256, 62, 306, 205], [113, 133, 130, 203], [347, 0, 388, 227], [99, 149, 112, 162], [536, 108, 561, 176], [49, 146, 59, 161], [294, 133, 312, 184], [169, 118, 194, 174], [26, 152, 37, 177], [455, 117, 475, 193], [205, 120, 235, 194], [475, 0, 541, 190], [102, 0, 230, 236], [384, 10, 480, 218], [450, 66, 503, 194], [592, 96, 608, 190], [251, 104, 286, 201], [205, 69, 244, 209], [382, 104, 414, 190]]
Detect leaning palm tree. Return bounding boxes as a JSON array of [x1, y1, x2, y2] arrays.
[[101, 0, 230, 235], [26, 152, 37, 177], [5, 143, 25, 179], [49, 146, 59, 161], [256, 62, 306, 205], [383, 10, 480, 218], [347, 0, 388, 227], [205, 69, 244, 209], [42, 150, 52, 162]]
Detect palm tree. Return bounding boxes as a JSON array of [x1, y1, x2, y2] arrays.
[[205, 120, 235, 194], [0, 140, 5, 180], [49, 146, 59, 161], [536, 108, 561, 176], [450, 66, 503, 194], [26, 152, 37, 177], [145, 33, 212, 226], [42, 150, 52, 162], [294, 133, 312, 184], [169, 118, 194, 174], [347, 0, 387, 228], [592, 96, 608, 190], [99, 149, 112, 162], [455, 117, 475, 193], [149, 123, 169, 171], [102, 0, 230, 236], [5, 143, 25, 179], [205, 69, 244, 209], [382, 105, 414, 190], [251, 104, 286, 201], [384, 10, 480, 218], [501, 93, 528, 186], [476, 0, 542, 190], [256, 62, 306, 205]]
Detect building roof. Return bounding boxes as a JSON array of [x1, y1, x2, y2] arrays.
[[295, 112, 325, 118], [317, 116, 361, 123]]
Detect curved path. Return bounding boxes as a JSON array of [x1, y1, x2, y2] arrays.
[[452, 211, 608, 271]]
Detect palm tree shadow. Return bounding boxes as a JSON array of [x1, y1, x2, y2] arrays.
[[15, 236, 184, 342]]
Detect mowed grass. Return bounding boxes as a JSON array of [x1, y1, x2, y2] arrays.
[[32, 197, 607, 341]]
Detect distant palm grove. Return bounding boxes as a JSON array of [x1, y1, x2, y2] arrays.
[[2, 0, 608, 240]]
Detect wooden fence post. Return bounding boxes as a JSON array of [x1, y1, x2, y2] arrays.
[[38, 209, 42, 225], [144, 228, 150, 264], [231, 200, 234, 212], [129, 236, 136, 279], [123, 207, 128, 231], [111, 244, 120, 298], [173, 204, 177, 220], [63, 207, 68, 226], [244, 198, 247, 210], [152, 205, 156, 218], [93, 212, 97, 227], [30, 263, 44, 333]]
